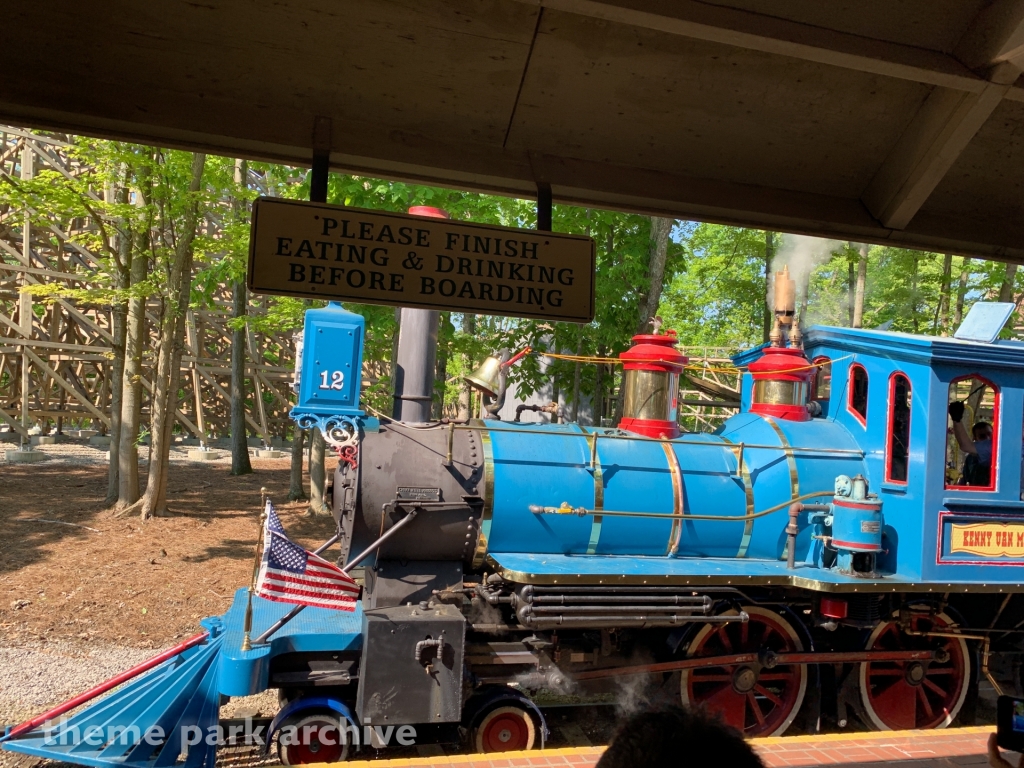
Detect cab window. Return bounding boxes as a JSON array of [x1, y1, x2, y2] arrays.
[[946, 375, 998, 491], [848, 364, 868, 425], [812, 357, 831, 402], [886, 374, 911, 484]]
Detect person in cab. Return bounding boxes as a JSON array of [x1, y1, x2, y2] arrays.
[[949, 401, 993, 486]]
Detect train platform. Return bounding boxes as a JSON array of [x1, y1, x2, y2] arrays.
[[331, 727, 996, 768]]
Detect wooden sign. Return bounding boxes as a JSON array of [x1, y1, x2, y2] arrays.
[[950, 522, 1024, 557], [247, 198, 596, 322]]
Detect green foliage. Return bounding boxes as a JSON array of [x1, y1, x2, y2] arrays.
[[659, 224, 769, 348]]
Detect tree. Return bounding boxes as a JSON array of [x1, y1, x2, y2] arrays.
[[852, 243, 868, 328], [137, 152, 207, 519], [229, 159, 253, 476], [308, 428, 328, 516], [289, 428, 308, 502]]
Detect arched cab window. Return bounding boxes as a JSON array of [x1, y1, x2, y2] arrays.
[[847, 364, 868, 426], [811, 357, 831, 403], [886, 374, 911, 484], [946, 375, 999, 492]]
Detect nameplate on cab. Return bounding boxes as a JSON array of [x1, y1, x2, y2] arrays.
[[247, 197, 596, 323], [949, 522, 1024, 558]]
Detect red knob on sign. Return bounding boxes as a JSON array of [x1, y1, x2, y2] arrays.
[[408, 206, 449, 219]]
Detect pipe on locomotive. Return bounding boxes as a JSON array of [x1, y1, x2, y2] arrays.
[[528, 488, 836, 522]]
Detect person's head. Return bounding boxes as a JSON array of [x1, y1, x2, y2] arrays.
[[595, 705, 764, 768], [973, 421, 993, 441]]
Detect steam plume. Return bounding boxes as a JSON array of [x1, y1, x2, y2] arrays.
[[769, 234, 842, 313]]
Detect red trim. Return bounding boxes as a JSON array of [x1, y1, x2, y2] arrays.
[[4, 631, 210, 740], [832, 538, 881, 551], [618, 417, 680, 439], [884, 372, 911, 486], [944, 374, 999, 493], [833, 499, 883, 511], [936, 510, 1024, 566], [750, 402, 810, 422], [846, 363, 868, 427]]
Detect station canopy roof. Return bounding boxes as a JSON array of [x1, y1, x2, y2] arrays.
[[4, 1, 1024, 260]]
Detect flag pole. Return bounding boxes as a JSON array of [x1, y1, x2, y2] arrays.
[[241, 489, 270, 652], [253, 508, 419, 645]]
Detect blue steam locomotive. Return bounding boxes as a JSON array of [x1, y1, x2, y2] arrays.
[[6, 296, 1024, 767]]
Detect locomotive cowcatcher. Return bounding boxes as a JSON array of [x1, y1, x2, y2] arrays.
[[6, 281, 1024, 766]]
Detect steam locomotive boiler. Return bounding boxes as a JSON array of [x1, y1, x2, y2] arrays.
[[8, 295, 1024, 768]]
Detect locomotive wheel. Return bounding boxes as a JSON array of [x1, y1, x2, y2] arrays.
[[858, 610, 970, 731], [472, 705, 537, 753], [277, 713, 349, 765], [680, 607, 808, 737]]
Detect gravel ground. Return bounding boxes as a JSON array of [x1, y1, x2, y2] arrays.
[[0, 438, 265, 467], [0, 638, 279, 768]]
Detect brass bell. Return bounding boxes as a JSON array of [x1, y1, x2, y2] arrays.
[[465, 356, 503, 398]]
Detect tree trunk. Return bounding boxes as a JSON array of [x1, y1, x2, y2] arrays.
[[954, 257, 971, 329], [289, 428, 308, 501], [115, 223, 148, 509], [594, 347, 605, 427], [137, 152, 206, 519], [432, 312, 451, 420], [910, 253, 921, 334], [106, 181, 131, 504], [852, 243, 868, 329], [230, 160, 253, 475], [764, 232, 775, 342], [999, 262, 1018, 303], [935, 253, 953, 335], [457, 313, 475, 420], [230, 279, 253, 475], [635, 217, 673, 336], [308, 428, 328, 515], [571, 326, 584, 423], [846, 244, 856, 327]]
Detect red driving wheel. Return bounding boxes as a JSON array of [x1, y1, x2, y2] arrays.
[[277, 713, 349, 765], [473, 705, 537, 753], [681, 607, 808, 737], [859, 610, 970, 730]]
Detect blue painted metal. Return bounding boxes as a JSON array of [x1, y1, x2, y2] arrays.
[[217, 589, 363, 697], [2, 620, 225, 768], [290, 301, 365, 426], [1, 591, 365, 768], [479, 325, 1024, 587], [480, 414, 864, 563], [264, 696, 356, 754]]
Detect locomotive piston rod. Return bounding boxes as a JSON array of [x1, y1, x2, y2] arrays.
[[572, 648, 939, 681]]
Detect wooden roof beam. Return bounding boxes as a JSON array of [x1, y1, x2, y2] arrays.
[[519, 0, 1021, 95], [861, 2, 1024, 230]]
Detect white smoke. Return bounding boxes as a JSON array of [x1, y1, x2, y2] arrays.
[[769, 234, 843, 317]]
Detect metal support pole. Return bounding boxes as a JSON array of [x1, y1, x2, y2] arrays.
[[310, 116, 331, 204], [537, 182, 552, 232]]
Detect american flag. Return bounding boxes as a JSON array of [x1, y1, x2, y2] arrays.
[[255, 502, 359, 611]]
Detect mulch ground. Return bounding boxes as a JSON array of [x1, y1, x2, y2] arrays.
[[0, 457, 337, 648]]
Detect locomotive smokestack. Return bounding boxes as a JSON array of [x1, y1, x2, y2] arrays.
[[392, 206, 449, 423]]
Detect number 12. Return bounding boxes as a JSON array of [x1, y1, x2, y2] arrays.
[[319, 370, 344, 390]]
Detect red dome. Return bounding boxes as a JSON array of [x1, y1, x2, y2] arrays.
[[748, 347, 812, 382], [749, 346, 812, 422], [619, 331, 688, 372], [407, 206, 449, 219]]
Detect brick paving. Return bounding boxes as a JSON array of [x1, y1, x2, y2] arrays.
[[332, 726, 998, 768]]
